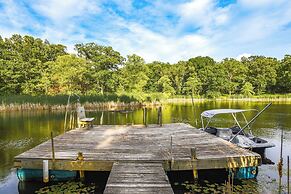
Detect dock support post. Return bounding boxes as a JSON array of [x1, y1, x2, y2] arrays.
[[288, 155, 290, 194], [77, 152, 85, 181], [43, 160, 49, 183], [158, 106, 162, 126], [143, 107, 147, 127], [191, 148, 198, 180], [50, 132, 55, 168]]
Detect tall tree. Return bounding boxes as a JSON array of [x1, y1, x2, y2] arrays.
[[242, 56, 279, 94], [276, 55, 291, 93], [119, 54, 149, 93], [220, 58, 247, 95]]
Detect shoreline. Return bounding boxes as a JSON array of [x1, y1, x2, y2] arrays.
[[1, 96, 291, 112]]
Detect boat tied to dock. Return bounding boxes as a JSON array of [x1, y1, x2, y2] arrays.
[[200, 103, 275, 157]]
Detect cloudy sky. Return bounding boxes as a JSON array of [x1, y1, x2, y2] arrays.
[[0, 0, 291, 62]]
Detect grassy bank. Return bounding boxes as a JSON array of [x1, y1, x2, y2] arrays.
[[168, 94, 291, 103], [1, 94, 291, 111]]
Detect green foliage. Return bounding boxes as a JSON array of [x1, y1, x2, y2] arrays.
[[241, 82, 255, 97], [0, 34, 290, 100]]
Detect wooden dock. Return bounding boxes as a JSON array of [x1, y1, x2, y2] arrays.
[[14, 123, 261, 193], [104, 162, 173, 194]]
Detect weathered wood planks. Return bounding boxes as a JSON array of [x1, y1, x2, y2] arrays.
[[14, 123, 261, 171], [104, 162, 174, 194]]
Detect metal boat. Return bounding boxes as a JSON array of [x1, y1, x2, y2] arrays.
[[200, 103, 275, 157]]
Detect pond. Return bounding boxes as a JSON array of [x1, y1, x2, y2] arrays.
[[0, 101, 290, 193]]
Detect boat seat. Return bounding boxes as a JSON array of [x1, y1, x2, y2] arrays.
[[77, 106, 94, 128]]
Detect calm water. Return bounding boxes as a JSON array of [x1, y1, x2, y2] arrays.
[[0, 101, 290, 193]]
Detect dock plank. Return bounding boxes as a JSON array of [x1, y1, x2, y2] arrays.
[[104, 162, 174, 194]]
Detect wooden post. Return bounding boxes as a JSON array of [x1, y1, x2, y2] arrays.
[[191, 148, 198, 180], [170, 135, 174, 170], [100, 111, 104, 125], [50, 132, 55, 168], [77, 152, 85, 181], [288, 155, 290, 194], [278, 128, 283, 193], [158, 106, 162, 126], [143, 107, 147, 127]]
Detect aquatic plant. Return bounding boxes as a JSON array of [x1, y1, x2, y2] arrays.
[[35, 181, 95, 194]]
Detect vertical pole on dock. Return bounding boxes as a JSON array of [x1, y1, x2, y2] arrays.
[[100, 111, 104, 125], [278, 128, 283, 193], [288, 155, 290, 194], [191, 148, 198, 180], [143, 107, 147, 127], [131, 110, 134, 125], [77, 152, 85, 181], [158, 106, 162, 126], [170, 135, 174, 170], [50, 132, 55, 168]]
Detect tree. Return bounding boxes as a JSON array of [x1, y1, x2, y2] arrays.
[[241, 82, 255, 97], [220, 58, 247, 95], [157, 75, 175, 95], [242, 56, 279, 94], [276, 55, 291, 93], [187, 56, 224, 96], [75, 43, 125, 94], [119, 54, 149, 93], [41, 55, 89, 95], [145, 61, 171, 92], [184, 75, 202, 96]]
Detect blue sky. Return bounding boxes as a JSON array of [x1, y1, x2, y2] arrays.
[[0, 0, 291, 62]]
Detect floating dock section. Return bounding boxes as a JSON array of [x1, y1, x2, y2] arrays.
[[14, 123, 261, 193]]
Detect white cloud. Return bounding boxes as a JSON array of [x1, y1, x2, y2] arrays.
[[106, 22, 214, 62], [31, 0, 101, 24], [238, 0, 286, 8], [177, 0, 230, 32], [0, 0, 290, 63]]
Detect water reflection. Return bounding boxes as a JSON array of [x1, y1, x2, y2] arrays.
[[0, 102, 290, 193]]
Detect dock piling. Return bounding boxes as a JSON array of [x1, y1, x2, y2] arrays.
[[50, 132, 55, 168], [191, 147, 198, 180], [158, 106, 162, 126], [143, 107, 148, 127], [288, 155, 290, 194], [43, 160, 49, 183], [77, 152, 85, 181]]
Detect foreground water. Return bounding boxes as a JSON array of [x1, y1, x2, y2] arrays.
[[0, 101, 290, 193]]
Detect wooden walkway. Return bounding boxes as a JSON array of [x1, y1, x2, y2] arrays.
[[14, 123, 261, 193], [104, 162, 173, 194]]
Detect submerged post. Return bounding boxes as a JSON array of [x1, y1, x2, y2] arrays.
[[158, 106, 162, 126]]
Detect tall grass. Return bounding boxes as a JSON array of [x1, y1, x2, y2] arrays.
[[1, 93, 291, 111]]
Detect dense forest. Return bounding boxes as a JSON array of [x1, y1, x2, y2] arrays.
[[0, 34, 290, 101]]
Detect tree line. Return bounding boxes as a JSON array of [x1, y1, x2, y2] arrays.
[[0, 34, 290, 100]]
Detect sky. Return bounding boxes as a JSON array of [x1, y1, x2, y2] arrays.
[[0, 0, 291, 63]]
